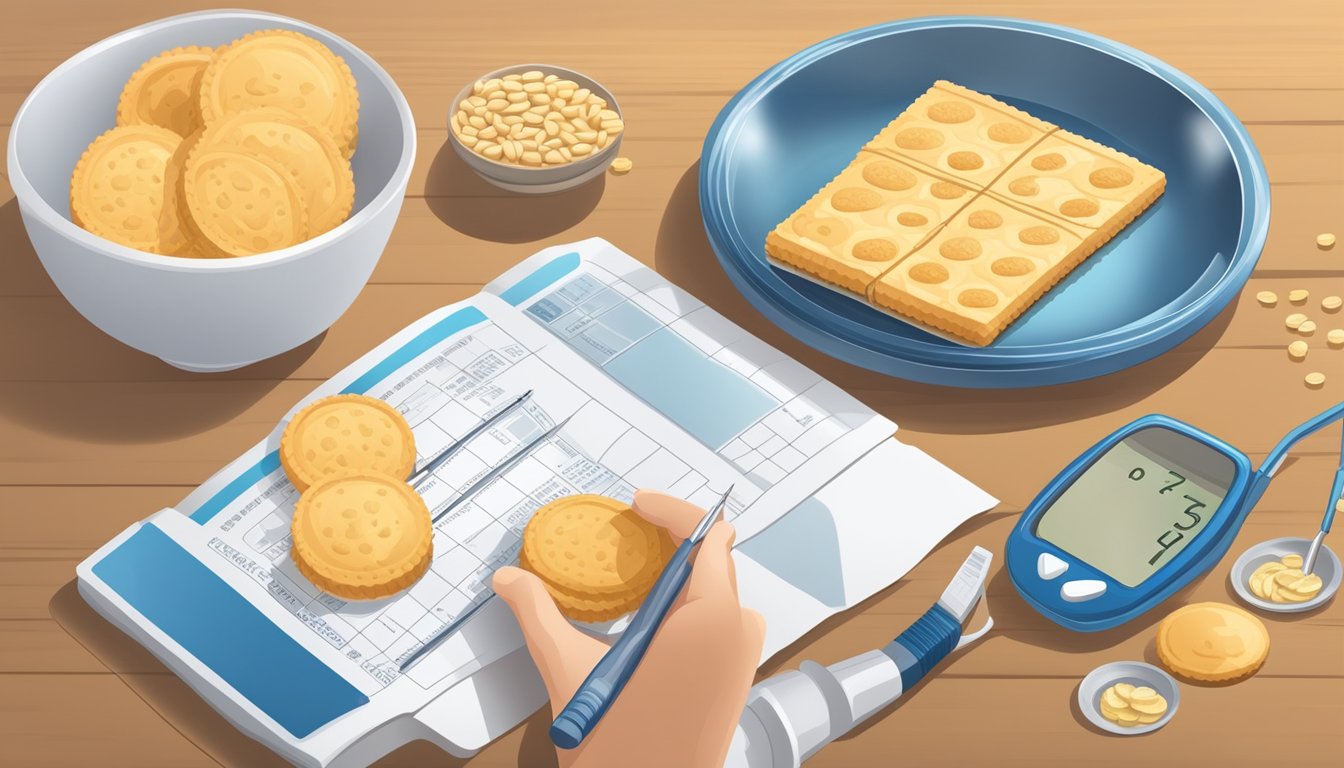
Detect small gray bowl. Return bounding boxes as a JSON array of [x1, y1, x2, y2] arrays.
[[1230, 536, 1340, 613], [1078, 661, 1179, 736], [447, 64, 622, 194]]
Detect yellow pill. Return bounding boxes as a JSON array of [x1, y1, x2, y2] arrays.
[[1299, 320, 1317, 335], [609, 157, 633, 175], [1323, 295, 1342, 312], [1131, 697, 1168, 716], [1305, 371, 1326, 388], [1318, 232, 1337, 249], [1128, 686, 1158, 703], [1286, 313, 1307, 330], [1288, 340, 1308, 360], [1255, 291, 1278, 307], [1289, 289, 1310, 304], [1328, 328, 1344, 347]]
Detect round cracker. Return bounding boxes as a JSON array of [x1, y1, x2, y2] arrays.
[[291, 474, 432, 600], [1156, 602, 1269, 682], [198, 107, 354, 235], [181, 140, 308, 257], [521, 495, 673, 598], [280, 394, 416, 491], [518, 547, 645, 623], [153, 129, 201, 257], [69, 125, 182, 253], [199, 29, 359, 158], [116, 45, 215, 137]]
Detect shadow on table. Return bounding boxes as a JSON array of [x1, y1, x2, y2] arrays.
[[51, 580, 563, 767], [422, 138, 603, 243], [0, 199, 321, 443], [653, 163, 1234, 436]]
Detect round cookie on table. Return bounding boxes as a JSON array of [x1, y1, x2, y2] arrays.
[[520, 494, 675, 622], [1156, 602, 1270, 682]]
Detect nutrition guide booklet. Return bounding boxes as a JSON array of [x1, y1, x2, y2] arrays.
[[77, 238, 995, 767]]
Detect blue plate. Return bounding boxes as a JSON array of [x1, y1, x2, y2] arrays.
[[700, 17, 1269, 388]]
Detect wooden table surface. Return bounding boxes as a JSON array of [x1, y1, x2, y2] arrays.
[[2, 1, 1341, 765]]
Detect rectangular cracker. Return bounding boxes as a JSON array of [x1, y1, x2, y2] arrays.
[[864, 80, 1055, 189], [985, 129, 1166, 232], [764, 151, 976, 294], [764, 80, 1164, 347]]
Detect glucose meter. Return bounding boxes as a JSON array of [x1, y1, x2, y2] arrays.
[[1007, 403, 1344, 632]]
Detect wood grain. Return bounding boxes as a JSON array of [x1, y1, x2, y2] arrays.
[[1, 0, 1342, 766]]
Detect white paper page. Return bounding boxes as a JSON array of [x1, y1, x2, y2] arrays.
[[485, 238, 898, 541], [734, 438, 998, 660], [165, 268, 892, 703]]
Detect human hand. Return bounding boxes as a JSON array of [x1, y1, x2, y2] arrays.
[[493, 489, 765, 768]]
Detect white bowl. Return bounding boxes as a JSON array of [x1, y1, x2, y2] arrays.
[[448, 64, 621, 194], [7, 10, 415, 372]]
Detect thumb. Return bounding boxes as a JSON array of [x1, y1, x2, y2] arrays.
[[493, 566, 606, 709]]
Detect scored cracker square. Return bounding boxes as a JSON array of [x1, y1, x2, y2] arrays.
[[764, 152, 976, 294], [764, 80, 1164, 346], [987, 129, 1166, 234], [870, 195, 1088, 346], [864, 80, 1055, 190]]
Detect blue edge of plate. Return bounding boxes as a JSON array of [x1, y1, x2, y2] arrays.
[[699, 16, 1270, 389]]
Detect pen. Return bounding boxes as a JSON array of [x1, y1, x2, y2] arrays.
[[549, 485, 734, 749]]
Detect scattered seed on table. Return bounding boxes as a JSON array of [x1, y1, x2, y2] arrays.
[[1322, 295, 1342, 312], [1318, 232, 1336, 250], [1286, 313, 1308, 330], [1299, 320, 1318, 336], [1256, 290, 1278, 307], [1305, 371, 1326, 388], [1288, 340, 1309, 361], [1289, 289, 1310, 304]]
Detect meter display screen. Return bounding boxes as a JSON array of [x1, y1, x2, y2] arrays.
[[1036, 426, 1235, 588]]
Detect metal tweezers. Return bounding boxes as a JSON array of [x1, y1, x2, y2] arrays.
[[398, 398, 573, 671]]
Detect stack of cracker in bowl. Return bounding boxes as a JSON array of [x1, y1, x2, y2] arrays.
[[69, 29, 358, 258], [280, 395, 432, 600]]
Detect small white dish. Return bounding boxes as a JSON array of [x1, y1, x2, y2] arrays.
[[1230, 536, 1340, 613], [1078, 661, 1179, 736], [448, 64, 622, 194]]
